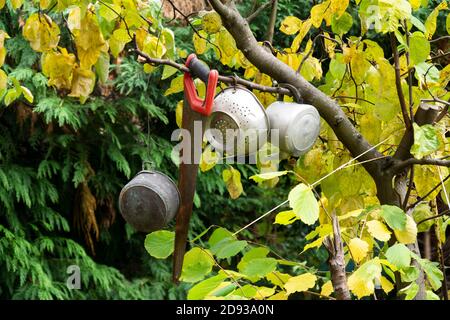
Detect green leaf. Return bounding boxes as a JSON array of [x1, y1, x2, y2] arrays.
[[208, 227, 233, 248], [20, 86, 33, 103], [416, 258, 443, 291], [240, 257, 277, 278], [410, 123, 440, 159], [331, 12, 353, 35], [426, 290, 440, 300], [409, 32, 430, 66], [161, 65, 178, 80], [380, 205, 407, 231], [181, 247, 215, 283], [400, 266, 420, 282], [412, 203, 435, 232], [385, 243, 411, 269], [210, 238, 248, 260], [288, 183, 319, 225], [144, 230, 175, 259], [95, 51, 110, 84], [400, 282, 419, 300], [274, 210, 299, 225], [249, 171, 289, 183], [410, 15, 426, 33], [4, 88, 21, 106], [187, 274, 227, 300]]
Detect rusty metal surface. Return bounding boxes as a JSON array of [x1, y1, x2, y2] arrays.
[[172, 99, 206, 283], [119, 171, 180, 233]]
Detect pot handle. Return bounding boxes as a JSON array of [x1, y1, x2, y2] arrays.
[[183, 54, 219, 116]]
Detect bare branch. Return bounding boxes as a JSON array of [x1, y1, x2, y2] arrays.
[[323, 214, 351, 300], [390, 33, 412, 130], [132, 48, 292, 95], [246, 1, 272, 23], [394, 158, 450, 173], [265, 0, 277, 43]]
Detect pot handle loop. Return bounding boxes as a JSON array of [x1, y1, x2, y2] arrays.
[[277, 83, 304, 104], [183, 54, 219, 116], [142, 160, 155, 171]]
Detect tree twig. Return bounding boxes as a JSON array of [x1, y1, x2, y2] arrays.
[[132, 48, 292, 95], [246, 1, 272, 23], [395, 158, 450, 172], [390, 33, 412, 129], [265, 0, 278, 43]]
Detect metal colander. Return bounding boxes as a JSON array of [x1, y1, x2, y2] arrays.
[[205, 86, 270, 156]]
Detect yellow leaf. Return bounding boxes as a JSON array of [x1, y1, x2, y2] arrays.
[[42, 48, 77, 90], [164, 75, 184, 96], [267, 292, 288, 300], [0, 69, 7, 91], [20, 86, 33, 103], [394, 215, 418, 245], [218, 28, 237, 57], [291, 19, 312, 52], [348, 275, 374, 299], [23, 13, 60, 52], [175, 100, 183, 128], [350, 50, 371, 84], [222, 167, 243, 199], [302, 236, 326, 253], [40, 0, 52, 9], [366, 220, 391, 242], [380, 276, 394, 294], [0, 0, 5, 9], [284, 273, 317, 295], [323, 32, 336, 59], [193, 31, 207, 55], [410, 0, 421, 10], [142, 35, 166, 59], [202, 11, 222, 34], [311, 1, 332, 28], [69, 9, 108, 68], [280, 16, 302, 35], [330, 0, 349, 18], [200, 146, 219, 172], [425, 1, 448, 39], [113, 28, 132, 43], [274, 210, 299, 225], [0, 46, 5, 68], [11, 0, 23, 9], [347, 259, 381, 299], [348, 238, 369, 263], [69, 67, 96, 103], [414, 165, 444, 200], [320, 280, 333, 297]]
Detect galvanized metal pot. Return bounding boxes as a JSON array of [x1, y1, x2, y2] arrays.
[[205, 86, 270, 156], [266, 102, 320, 157], [118, 170, 180, 232]]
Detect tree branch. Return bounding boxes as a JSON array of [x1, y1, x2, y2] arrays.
[[246, 1, 272, 23], [394, 158, 450, 172], [323, 213, 351, 300], [265, 0, 278, 43], [390, 33, 412, 130], [132, 48, 292, 95], [207, 0, 385, 185]]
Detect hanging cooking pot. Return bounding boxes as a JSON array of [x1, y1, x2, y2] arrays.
[[205, 86, 270, 157], [118, 170, 180, 232], [266, 84, 320, 157]]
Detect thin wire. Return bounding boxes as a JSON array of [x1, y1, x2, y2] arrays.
[[232, 138, 390, 236]]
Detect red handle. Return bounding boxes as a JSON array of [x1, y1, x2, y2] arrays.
[[183, 54, 218, 116]]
